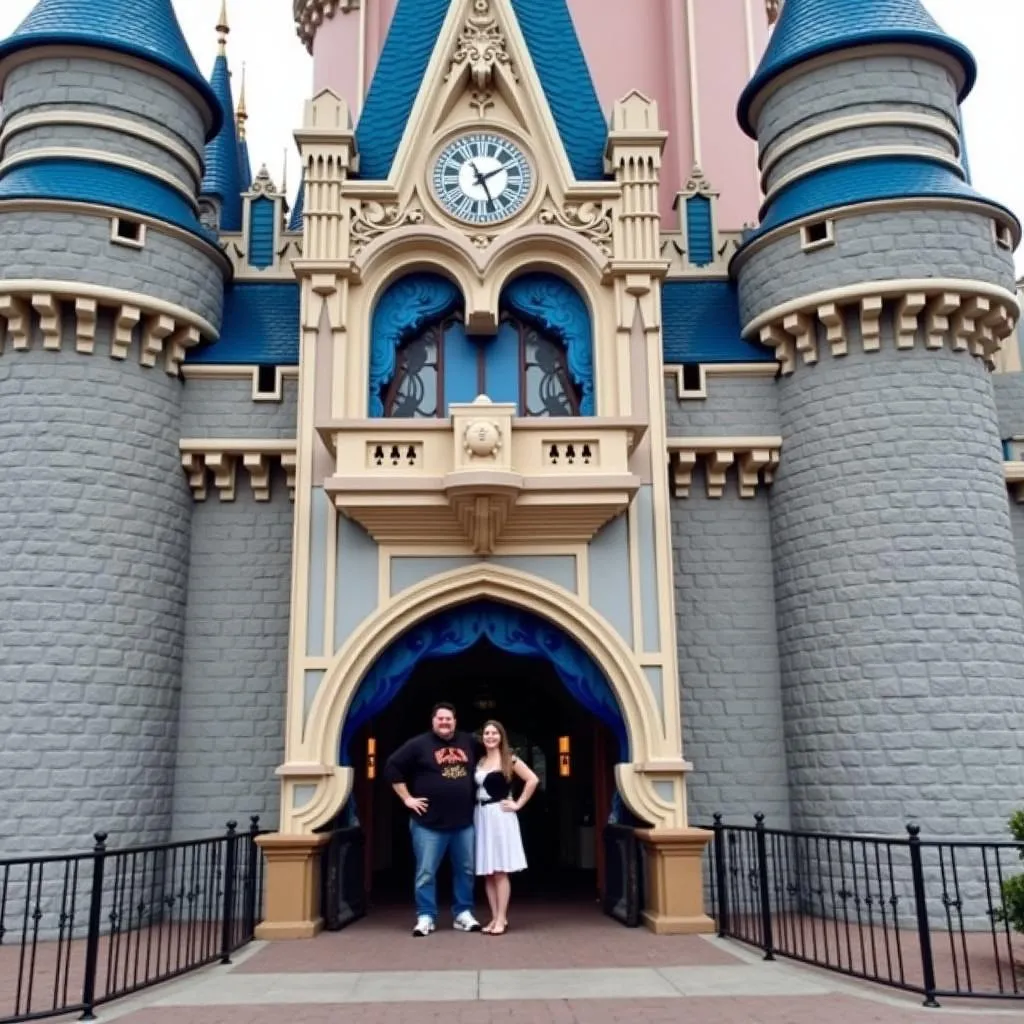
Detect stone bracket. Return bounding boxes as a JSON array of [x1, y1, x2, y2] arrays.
[[180, 439, 299, 502], [0, 283, 213, 374], [749, 284, 1018, 375], [667, 436, 782, 499], [1007, 461, 1024, 503]]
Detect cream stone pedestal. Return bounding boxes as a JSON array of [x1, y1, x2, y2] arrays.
[[637, 828, 715, 934], [254, 832, 329, 939]]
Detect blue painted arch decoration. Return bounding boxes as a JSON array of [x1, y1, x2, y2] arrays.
[[339, 599, 629, 765]]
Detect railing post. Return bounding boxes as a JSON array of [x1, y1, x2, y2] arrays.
[[754, 813, 775, 961], [79, 832, 108, 1022], [219, 821, 238, 964], [907, 824, 939, 1008], [713, 814, 729, 938], [242, 815, 260, 939]]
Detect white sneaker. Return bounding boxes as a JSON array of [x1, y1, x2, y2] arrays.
[[453, 910, 482, 932], [412, 914, 435, 937]]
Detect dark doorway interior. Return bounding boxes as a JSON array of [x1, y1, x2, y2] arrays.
[[349, 637, 618, 908]]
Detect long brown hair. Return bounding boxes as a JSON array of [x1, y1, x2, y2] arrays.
[[481, 720, 514, 781]]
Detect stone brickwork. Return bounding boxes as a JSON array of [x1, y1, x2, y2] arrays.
[[994, 371, 1024, 439], [0, 326, 191, 856], [171, 470, 293, 840], [671, 474, 790, 827], [663, 375, 779, 436], [2, 122, 198, 193], [755, 54, 959, 153], [1013, 502, 1024, 595], [765, 124, 956, 195], [182, 377, 298, 438], [736, 208, 1013, 326], [0, 211, 224, 326], [3, 56, 207, 162], [770, 337, 1024, 836]]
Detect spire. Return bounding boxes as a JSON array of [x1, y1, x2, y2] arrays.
[[737, 0, 977, 137], [200, 1, 243, 231], [0, 0, 222, 141], [236, 63, 252, 191], [236, 63, 248, 140]]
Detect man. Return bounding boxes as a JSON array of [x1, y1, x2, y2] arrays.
[[384, 702, 483, 936]]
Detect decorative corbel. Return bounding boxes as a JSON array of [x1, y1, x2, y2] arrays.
[[0, 294, 30, 351], [110, 305, 141, 361], [31, 293, 60, 350], [74, 298, 97, 354]]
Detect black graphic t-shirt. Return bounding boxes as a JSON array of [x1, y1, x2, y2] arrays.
[[383, 730, 483, 830]]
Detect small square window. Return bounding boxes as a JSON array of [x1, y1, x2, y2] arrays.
[[110, 217, 146, 249], [801, 219, 835, 251], [253, 364, 283, 401], [994, 222, 1013, 251]]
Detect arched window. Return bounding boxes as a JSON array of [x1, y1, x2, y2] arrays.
[[382, 315, 455, 418], [502, 314, 580, 416]]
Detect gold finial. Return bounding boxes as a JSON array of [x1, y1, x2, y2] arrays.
[[236, 62, 248, 139], [281, 148, 288, 195], [217, 0, 230, 54]]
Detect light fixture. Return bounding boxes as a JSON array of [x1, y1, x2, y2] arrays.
[[558, 735, 571, 777], [367, 737, 377, 779]]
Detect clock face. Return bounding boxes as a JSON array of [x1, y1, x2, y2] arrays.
[[432, 133, 533, 225]]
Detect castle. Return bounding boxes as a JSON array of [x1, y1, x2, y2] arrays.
[[1, 0, 1022, 937]]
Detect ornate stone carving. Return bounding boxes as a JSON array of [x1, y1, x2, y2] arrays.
[[667, 437, 782, 499], [294, 0, 359, 52], [447, 0, 518, 90], [464, 420, 502, 459], [350, 200, 425, 257], [537, 196, 614, 260], [766, 0, 782, 26], [180, 440, 298, 502], [249, 164, 280, 197]]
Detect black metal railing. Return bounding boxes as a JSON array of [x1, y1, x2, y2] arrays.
[[1, 818, 264, 1024], [320, 825, 366, 932], [703, 814, 1024, 1007], [602, 823, 642, 927]]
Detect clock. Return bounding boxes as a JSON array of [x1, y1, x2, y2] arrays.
[[432, 132, 533, 225]]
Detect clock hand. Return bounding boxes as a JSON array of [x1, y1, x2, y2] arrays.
[[479, 162, 513, 183], [469, 161, 495, 210]]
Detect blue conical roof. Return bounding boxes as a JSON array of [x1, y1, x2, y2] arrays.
[[738, 0, 976, 137], [0, 0, 222, 140], [201, 53, 243, 231]]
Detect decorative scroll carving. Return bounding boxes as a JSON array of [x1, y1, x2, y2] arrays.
[[667, 437, 782, 499], [537, 197, 614, 260], [294, 0, 359, 52], [350, 200, 425, 257], [446, 0, 517, 91], [180, 440, 299, 502]]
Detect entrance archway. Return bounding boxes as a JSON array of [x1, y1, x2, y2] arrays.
[[283, 565, 687, 836]]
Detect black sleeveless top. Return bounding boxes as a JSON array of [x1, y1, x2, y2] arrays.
[[478, 765, 514, 803]]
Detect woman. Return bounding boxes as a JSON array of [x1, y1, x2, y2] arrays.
[[474, 720, 539, 935]]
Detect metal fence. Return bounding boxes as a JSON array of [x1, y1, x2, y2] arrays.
[[703, 814, 1024, 1007], [1, 818, 264, 1024]]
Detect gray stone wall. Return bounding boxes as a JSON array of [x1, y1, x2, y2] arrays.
[[770, 337, 1024, 837], [3, 122, 197, 193], [994, 371, 1024, 439], [0, 324, 191, 855], [755, 54, 959, 154], [765, 124, 956, 195], [664, 375, 779, 436], [3, 55, 207, 163], [0, 211, 223, 327], [737, 209, 1013, 326], [672, 475, 790, 827], [1012, 501, 1024, 598], [182, 377, 298, 438], [171, 472, 293, 840]]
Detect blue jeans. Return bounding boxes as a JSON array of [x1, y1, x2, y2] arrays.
[[409, 819, 475, 920]]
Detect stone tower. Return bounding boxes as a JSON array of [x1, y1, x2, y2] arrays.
[[732, 0, 1024, 837], [0, 0, 229, 851]]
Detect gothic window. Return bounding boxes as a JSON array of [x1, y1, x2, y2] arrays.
[[504, 316, 580, 416], [381, 317, 455, 418]]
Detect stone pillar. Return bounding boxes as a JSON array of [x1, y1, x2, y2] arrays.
[[255, 833, 330, 939], [638, 828, 714, 934]]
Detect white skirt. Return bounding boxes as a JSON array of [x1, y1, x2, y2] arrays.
[[474, 801, 528, 876]]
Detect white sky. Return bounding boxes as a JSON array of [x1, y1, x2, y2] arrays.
[[0, 1, 1021, 268]]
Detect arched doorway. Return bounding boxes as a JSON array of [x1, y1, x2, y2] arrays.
[[336, 601, 631, 909]]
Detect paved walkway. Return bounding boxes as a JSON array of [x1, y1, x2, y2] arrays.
[[93, 905, 1022, 1023]]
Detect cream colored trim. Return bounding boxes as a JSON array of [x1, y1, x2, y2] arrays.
[[179, 438, 298, 502], [0, 149, 199, 209], [180, 363, 300, 405], [766, 147, 963, 204], [744, 43, 970, 132], [685, 0, 702, 168], [0, 109, 203, 184], [110, 216, 147, 250], [357, 0, 367, 118], [279, 563, 691, 833], [1007, 461, 1024, 503], [745, 280, 1019, 375], [759, 110, 959, 180], [0, 198, 228, 265], [732, 196, 1022, 264], [800, 218, 835, 252], [323, 501, 339, 655], [667, 436, 781, 499], [627, 501, 643, 655], [664, 362, 778, 401]]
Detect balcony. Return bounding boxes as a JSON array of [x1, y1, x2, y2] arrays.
[[318, 397, 646, 552]]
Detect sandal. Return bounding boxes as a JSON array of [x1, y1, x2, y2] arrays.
[[488, 921, 508, 936]]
